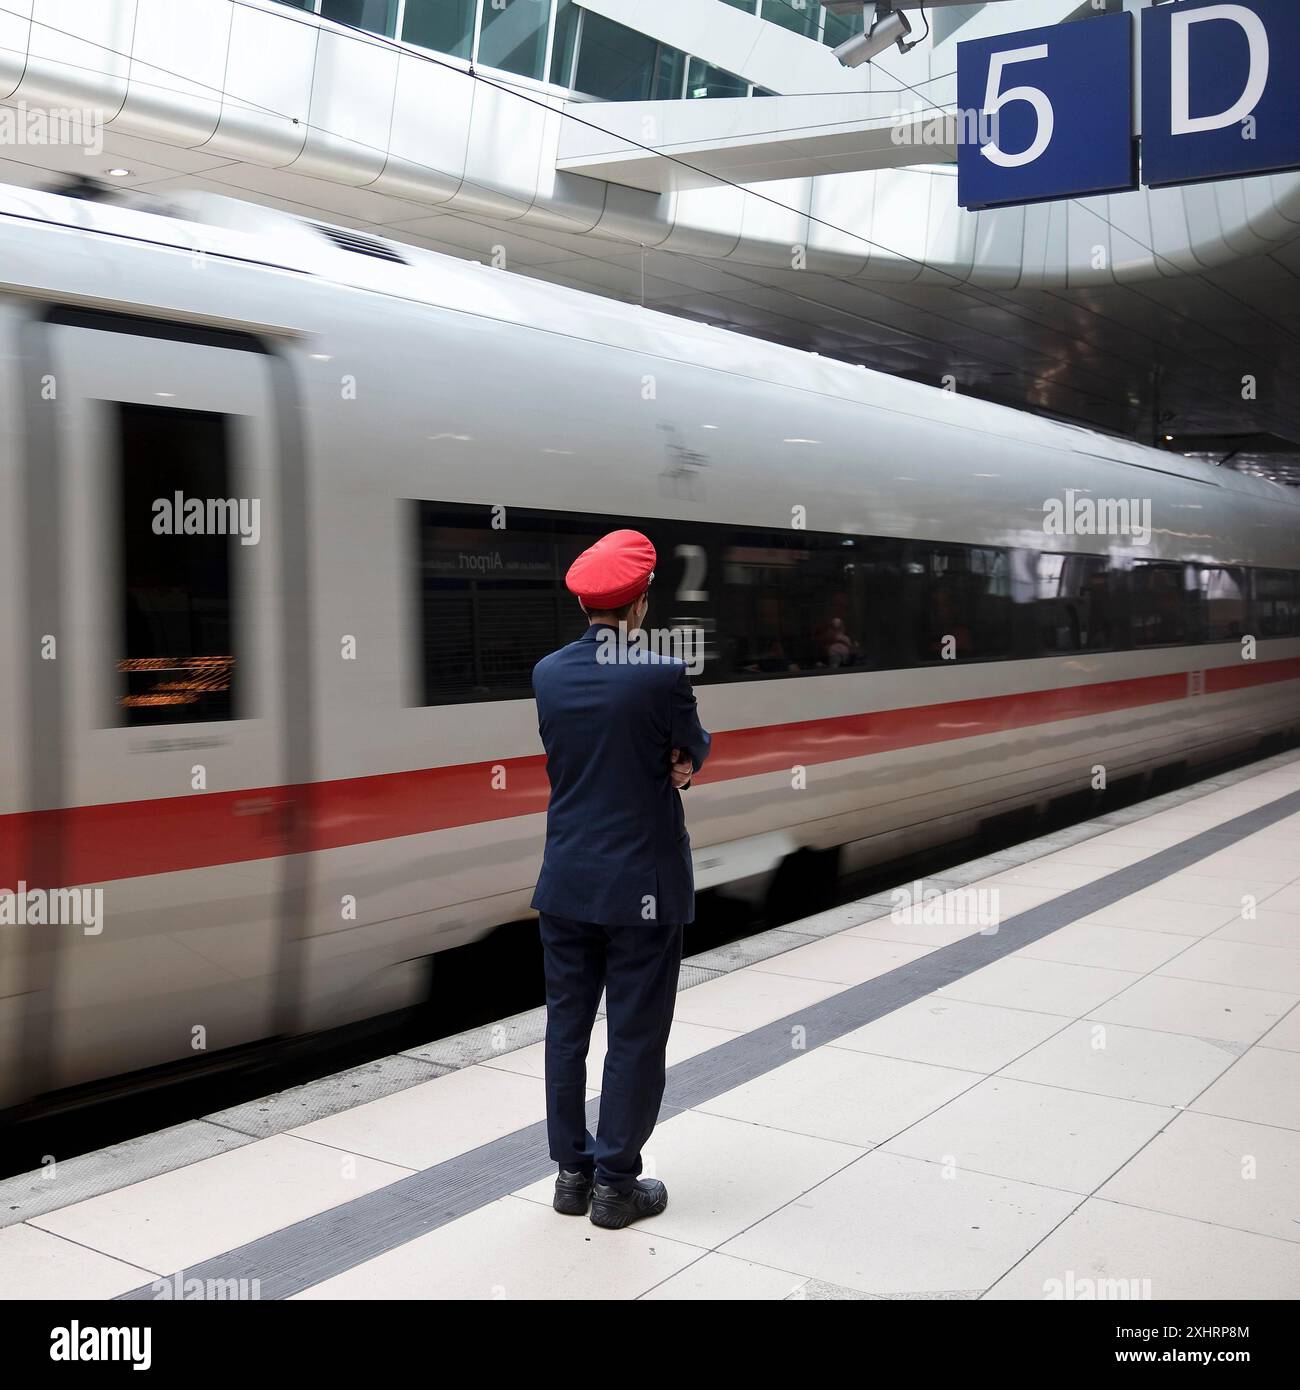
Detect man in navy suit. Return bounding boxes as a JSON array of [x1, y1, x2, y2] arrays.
[[532, 529, 711, 1230]]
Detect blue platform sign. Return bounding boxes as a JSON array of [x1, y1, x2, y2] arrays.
[[957, 12, 1136, 211], [1142, 0, 1300, 189]]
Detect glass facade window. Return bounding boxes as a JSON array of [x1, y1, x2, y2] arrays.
[[402, 0, 476, 58], [822, 5, 864, 48], [720, 0, 758, 12], [761, 0, 820, 42], [574, 13, 660, 102], [477, 0, 550, 81], [653, 46, 688, 101], [549, 0, 580, 85], [319, 0, 398, 38], [686, 58, 748, 101]]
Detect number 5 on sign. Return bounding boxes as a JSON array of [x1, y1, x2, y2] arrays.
[[979, 46, 1053, 170], [958, 12, 1136, 209]]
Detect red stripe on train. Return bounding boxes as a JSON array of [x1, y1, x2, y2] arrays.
[[2, 657, 1296, 888]]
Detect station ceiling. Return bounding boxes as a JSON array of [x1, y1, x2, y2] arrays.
[[4, 132, 1299, 489]]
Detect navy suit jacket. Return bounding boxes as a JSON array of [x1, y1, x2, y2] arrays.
[[531, 624, 712, 927]]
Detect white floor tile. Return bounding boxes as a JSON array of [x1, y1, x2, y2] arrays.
[[1263, 883, 1300, 914], [720, 1149, 1079, 1297], [640, 1251, 808, 1300], [748, 934, 933, 987], [1156, 938, 1300, 994], [1189, 1047, 1300, 1130], [833, 996, 1069, 1072], [881, 1075, 1171, 1194], [1212, 909, 1300, 950], [1073, 898, 1240, 936], [292, 1194, 703, 1300], [1001, 1019, 1236, 1106], [937, 956, 1139, 1017], [984, 1198, 1300, 1300], [1097, 1110, 1300, 1243], [0, 1222, 155, 1299], [28, 1135, 409, 1274], [696, 1046, 980, 1149], [1089, 975, 1296, 1045], [1133, 872, 1287, 909], [1036, 842, 1157, 870], [1258, 1005, 1300, 1053], [1015, 922, 1191, 973], [517, 1108, 863, 1249], [669, 968, 845, 1033], [288, 1065, 577, 1170]]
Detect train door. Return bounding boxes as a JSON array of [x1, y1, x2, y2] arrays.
[[26, 310, 306, 1095], [0, 303, 30, 1110]]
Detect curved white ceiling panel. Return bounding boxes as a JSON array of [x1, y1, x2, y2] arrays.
[[1, 0, 1298, 293]]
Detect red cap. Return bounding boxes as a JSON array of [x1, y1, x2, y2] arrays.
[[565, 529, 656, 609]]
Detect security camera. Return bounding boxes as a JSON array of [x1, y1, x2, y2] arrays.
[[832, 5, 913, 68], [821, 1, 1015, 69]]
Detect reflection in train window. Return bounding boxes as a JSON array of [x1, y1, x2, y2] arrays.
[[1253, 570, 1300, 638], [410, 499, 1300, 705], [719, 533, 871, 676], [1130, 560, 1194, 647], [1036, 553, 1115, 652], [116, 403, 236, 725], [910, 543, 1013, 662], [1198, 566, 1248, 643], [415, 505, 598, 704]]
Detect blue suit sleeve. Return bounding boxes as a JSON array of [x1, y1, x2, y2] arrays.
[[670, 665, 711, 774]]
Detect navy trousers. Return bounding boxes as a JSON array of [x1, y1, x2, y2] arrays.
[[538, 912, 683, 1192]]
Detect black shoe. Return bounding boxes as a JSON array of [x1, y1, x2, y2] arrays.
[[589, 1178, 668, 1230], [553, 1169, 594, 1216]]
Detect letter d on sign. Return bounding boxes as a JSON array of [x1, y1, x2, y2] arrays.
[[1143, 0, 1300, 189], [1171, 4, 1269, 135]]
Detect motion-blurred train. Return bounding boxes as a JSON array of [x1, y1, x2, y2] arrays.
[[1, 181, 1297, 1113]]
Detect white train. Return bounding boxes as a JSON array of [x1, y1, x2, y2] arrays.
[[0, 181, 1297, 1113]]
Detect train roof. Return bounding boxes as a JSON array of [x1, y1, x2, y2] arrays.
[[0, 179, 1295, 514]]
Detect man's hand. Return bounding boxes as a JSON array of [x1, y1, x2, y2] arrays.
[[670, 747, 694, 790]]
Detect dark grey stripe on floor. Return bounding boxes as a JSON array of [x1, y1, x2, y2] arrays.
[[117, 785, 1300, 1300]]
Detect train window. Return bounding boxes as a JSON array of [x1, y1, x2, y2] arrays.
[[1197, 566, 1248, 643], [116, 404, 237, 725], [717, 532, 874, 676], [908, 542, 1014, 662], [1252, 569, 1300, 639], [411, 497, 1297, 704], [1035, 553, 1116, 653], [414, 503, 597, 703], [1129, 560, 1196, 647]]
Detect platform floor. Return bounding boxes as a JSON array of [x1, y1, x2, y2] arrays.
[[4, 752, 1300, 1301]]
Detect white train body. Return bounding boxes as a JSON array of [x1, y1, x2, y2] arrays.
[[0, 183, 1296, 1110]]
